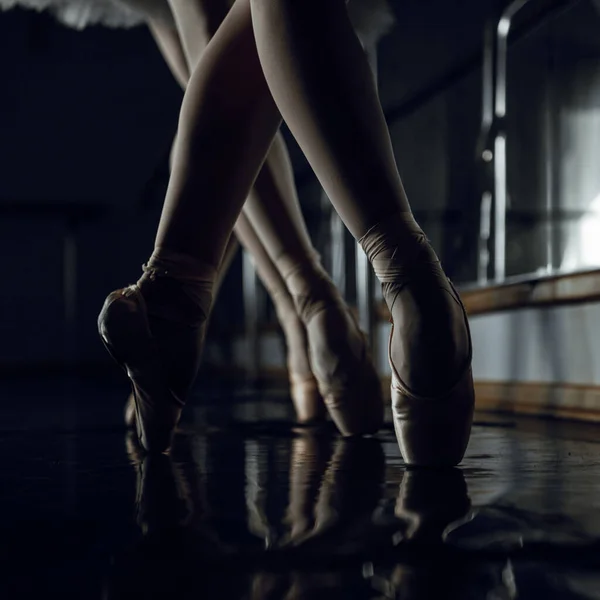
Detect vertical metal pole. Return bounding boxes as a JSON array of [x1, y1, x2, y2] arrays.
[[478, 191, 493, 283], [243, 250, 260, 382], [479, 0, 532, 283], [330, 202, 346, 296], [478, 21, 497, 284], [356, 43, 379, 346], [543, 44, 555, 274], [494, 132, 507, 281], [495, 0, 532, 282], [493, 10, 511, 282]]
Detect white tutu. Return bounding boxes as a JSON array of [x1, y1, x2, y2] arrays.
[[0, 0, 394, 45], [0, 0, 144, 29]]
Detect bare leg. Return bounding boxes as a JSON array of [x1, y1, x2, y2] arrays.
[[155, 1, 383, 437], [167, 0, 229, 70], [240, 130, 386, 437], [148, 19, 189, 89], [107, 0, 382, 447], [148, 3, 385, 431], [125, 17, 240, 427], [99, 0, 281, 452], [250, 0, 406, 239], [155, 1, 279, 266], [100, 0, 384, 452], [250, 0, 474, 466], [148, 8, 325, 422], [146, 18, 240, 302]]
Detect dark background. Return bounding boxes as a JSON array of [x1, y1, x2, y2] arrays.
[[1, 0, 599, 370]]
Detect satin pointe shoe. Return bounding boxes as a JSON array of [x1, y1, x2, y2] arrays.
[[279, 259, 384, 436], [99, 249, 214, 453], [360, 211, 474, 466], [270, 292, 327, 425]]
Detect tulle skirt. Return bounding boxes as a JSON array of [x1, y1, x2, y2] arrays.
[[0, 0, 394, 45]]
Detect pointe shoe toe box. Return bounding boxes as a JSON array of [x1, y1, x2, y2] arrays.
[[392, 367, 474, 467], [98, 287, 183, 454], [307, 309, 384, 436]]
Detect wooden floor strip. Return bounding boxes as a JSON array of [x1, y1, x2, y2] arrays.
[[474, 380, 600, 423]]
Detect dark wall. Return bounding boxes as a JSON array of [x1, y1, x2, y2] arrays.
[[2, 0, 600, 369], [0, 8, 183, 368]]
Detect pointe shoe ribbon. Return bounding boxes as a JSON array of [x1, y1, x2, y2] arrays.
[[360, 212, 474, 466]]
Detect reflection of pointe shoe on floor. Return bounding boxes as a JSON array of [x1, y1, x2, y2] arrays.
[[394, 468, 471, 544], [360, 212, 474, 466], [363, 470, 473, 600], [132, 449, 193, 534], [279, 260, 384, 436], [98, 250, 214, 453], [283, 437, 384, 551]]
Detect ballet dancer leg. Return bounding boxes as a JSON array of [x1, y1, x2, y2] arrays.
[[125, 17, 243, 427], [235, 213, 325, 423], [147, 4, 326, 423], [136, 2, 383, 429], [99, 0, 281, 452], [250, 0, 473, 466], [241, 133, 383, 435], [165, 1, 384, 435]]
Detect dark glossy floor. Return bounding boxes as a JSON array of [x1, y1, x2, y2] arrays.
[[2, 379, 600, 599]]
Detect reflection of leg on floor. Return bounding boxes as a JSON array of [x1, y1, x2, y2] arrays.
[[285, 433, 332, 541], [126, 437, 193, 534], [283, 436, 385, 549]]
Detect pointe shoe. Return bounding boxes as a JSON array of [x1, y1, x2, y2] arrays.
[[272, 297, 326, 424], [281, 262, 384, 436], [289, 372, 326, 424], [123, 289, 326, 429], [360, 212, 474, 467], [99, 286, 185, 453], [99, 251, 214, 453]]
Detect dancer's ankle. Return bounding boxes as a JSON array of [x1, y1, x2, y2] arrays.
[[137, 246, 217, 326], [275, 252, 331, 297], [144, 247, 219, 283], [360, 212, 470, 396], [359, 211, 443, 301], [359, 211, 431, 264]]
